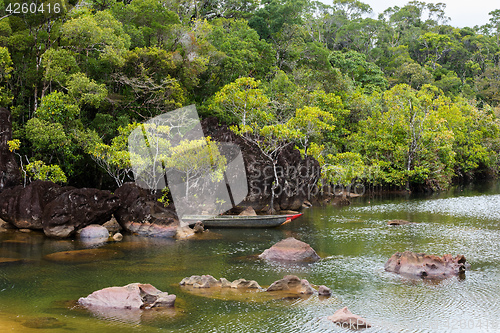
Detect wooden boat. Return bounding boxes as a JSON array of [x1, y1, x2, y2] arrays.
[[184, 213, 302, 228]]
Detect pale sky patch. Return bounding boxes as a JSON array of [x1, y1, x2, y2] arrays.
[[321, 0, 500, 28]]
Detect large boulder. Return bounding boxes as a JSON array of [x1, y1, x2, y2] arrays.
[[0, 181, 71, 229], [78, 283, 175, 309], [384, 251, 468, 279], [114, 183, 179, 235], [42, 188, 119, 238], [259, 237, 320, 262], [0, 107, 20, 190], [327, 307, 371, 329]]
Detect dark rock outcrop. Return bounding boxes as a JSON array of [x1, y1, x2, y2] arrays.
[[125, 222, 178, 238], [201, 118, 320, 212], [0, 107, 20, 190], [114, 183, 179, 235], [384, 251, 468, 279], [0, 181, 71, 229], [42, 188, 119, 238], [259, 237, 320, 262], [78, 283, 175, 309], [327, 307, 371, 329]]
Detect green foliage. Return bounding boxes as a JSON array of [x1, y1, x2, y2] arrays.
[[66, 72, 107, 108], [41, 48, 80, 87], [3, 0, 500, 191], [208, 77, 272, 125], [79, 123, 137, 187], [36, 91, 80, 128], [167, 137, 227, 197], [329, 50, 387, 92], [26, 161, 67, 184], [0, 46, 12, 105], [61, 9, 131, 66]]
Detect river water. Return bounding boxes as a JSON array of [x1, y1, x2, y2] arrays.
[[1, 182, 500, 332]]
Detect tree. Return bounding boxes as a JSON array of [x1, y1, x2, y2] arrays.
[[286, 106, 335, 156], [79, 124, 136, 187], [350, 84, 456, 190], [167, 137, 226, 198], [60, 9, 131, 67], [208, 77, 271, 125], [329, 50, 387, 92], [0, 46, 12, 106]]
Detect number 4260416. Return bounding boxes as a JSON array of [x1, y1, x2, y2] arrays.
[[5, 2, 61, 14]]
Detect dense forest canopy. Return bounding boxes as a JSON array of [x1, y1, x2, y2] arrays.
[[1, 0, 500, 191]]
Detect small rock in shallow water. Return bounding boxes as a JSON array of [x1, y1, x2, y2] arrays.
[[259, 237, 320, 262], [318, 285, 331, 296], [113, 232, 123, 241], [328, 307, 371, 329]]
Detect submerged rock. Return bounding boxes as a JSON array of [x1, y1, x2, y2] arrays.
[[44, 248, 122, 263], [22, 317, 65, 329], [327, 307, 371, 329], [387, 219, 413, 226], [78, 283, 175, 309], [259, 237, 320, 262], [385, 251, 468, 279], [0, 257, 24, 265]]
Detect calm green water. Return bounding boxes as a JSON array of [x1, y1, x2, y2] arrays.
[[2, 182, 500, 332]]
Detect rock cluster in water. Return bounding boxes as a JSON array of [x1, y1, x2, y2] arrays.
[[180, 275, 261, 289], [259, 237, 321, 262], [78, 283, 176, 309], [384, 251, 468, 279], [179, 274, 331, 296]]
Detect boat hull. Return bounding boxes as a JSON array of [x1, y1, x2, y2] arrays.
[[184, 215, 289, 228]]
